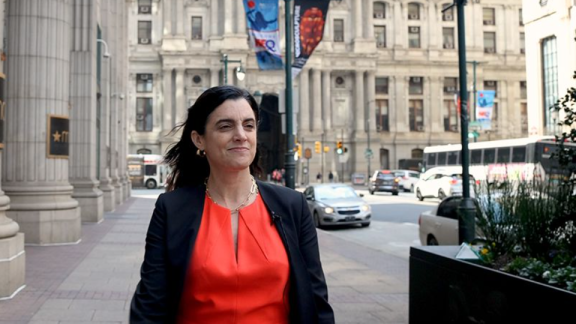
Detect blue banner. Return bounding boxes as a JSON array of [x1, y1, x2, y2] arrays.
[[476, 90, 495, 130], [243, 0, 283, 70]]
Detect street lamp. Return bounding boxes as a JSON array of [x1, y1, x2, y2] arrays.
[[96, 39, 111, 58], [220, 54, 245, 85], [253, 90, 262, 106]]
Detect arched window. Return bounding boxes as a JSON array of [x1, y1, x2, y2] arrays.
[[137, 148, 152, 154], [408, 2, 420, 20], [374, 2, 386, 19], [412, 148, 423, 159]]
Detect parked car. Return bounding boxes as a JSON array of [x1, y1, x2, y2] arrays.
[[393, 169, 421, 192], [304, 184, 371, 228], [368, 170, 400, 195], [414, 168, 476, 201]]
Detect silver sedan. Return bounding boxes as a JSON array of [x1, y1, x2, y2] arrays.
[[303, 184, 371, 228]]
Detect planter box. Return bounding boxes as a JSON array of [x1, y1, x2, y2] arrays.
[[409, 246, 576, 323]]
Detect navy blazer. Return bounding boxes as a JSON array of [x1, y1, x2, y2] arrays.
[[130, 181, 335, 324]]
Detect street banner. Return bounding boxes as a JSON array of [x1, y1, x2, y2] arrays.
[[243, 0, 283, 70], [476, 90, 495, 130], [292, 0, 330, 78]]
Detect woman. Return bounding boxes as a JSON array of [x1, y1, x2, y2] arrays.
[[130, 86, 334, 324]]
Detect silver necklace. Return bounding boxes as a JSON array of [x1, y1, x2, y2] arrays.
[[205, 176, 258, 212]]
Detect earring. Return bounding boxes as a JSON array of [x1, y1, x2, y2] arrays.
[[196, 149, 206, 157]]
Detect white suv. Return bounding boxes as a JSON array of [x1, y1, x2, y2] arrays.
[[393, 170, 421, 192], [415, 168, 476, 201]]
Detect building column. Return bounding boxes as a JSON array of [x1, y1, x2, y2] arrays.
[[299, 68, 310, 134], [390, 76, 398, 133], [211, 0, 219, 36], [354, 0, 363, 39], [110, 1, 122, 206], [162, 68, 174, 132], [312, 69, 322, 132], [224, 0, 233, 34], [354, 70, 365, 132], [0, 0, 24, 299], [4, 0, 80, 244], [175, 0, 184, 36], [211, 68, 220, 87], [118, 1, 129, 201], [163, 0, 172, 36], [237, 0, 246, 34], [175, 68, 186, 125], [70, 0, 103, 222], [365, 0, 374, 39], [366, 71, 377, 132], [322, 70, 332, 131]]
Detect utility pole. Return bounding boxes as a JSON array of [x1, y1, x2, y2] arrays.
[[446, 0, 475, 244], [284, 0, 295, 189]]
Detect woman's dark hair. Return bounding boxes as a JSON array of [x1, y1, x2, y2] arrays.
[[164, 86, 262, 191]]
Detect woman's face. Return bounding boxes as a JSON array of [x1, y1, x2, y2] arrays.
[[191, 98, 257, 173]]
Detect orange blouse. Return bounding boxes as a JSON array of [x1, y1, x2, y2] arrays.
[[177, 194, 290, 324]]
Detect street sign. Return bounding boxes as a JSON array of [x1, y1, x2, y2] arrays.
[[364, 148, 373, 159], [304, 148, 312, 159]]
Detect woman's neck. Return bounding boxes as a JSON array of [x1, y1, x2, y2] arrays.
[[206, 170, 254, 203]]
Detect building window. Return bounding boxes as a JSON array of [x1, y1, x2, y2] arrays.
[[520, 81, 527, 100], [138, 21, 152, 44], [520, 32, 525, 54], [408, 3, 420, 20], [375, 99, 389, 132], [521, 102, 528, 133], [443, 77, 457, 94], [493, 102, 499, 122], [136, 98, 153, 132], [408, 26, 420, 48], [484, 32, 496, 53], [409, 99, 424, 132], [542, 36, 558, 130], [412, 149, 423, 159], [442, 3, 454, 21], [374, 2, 386, 19], [519, 8, 523, 26], [334, 19, 344, 42], [483, 8, 495, 25], [191, 16, 202, 40], [375, 26, 386, 48], [409, 77, 423, 95], [375, 77, 388, 94], [444, 100, 458, 132], [484, 80, 498, 97], [138, 0, 152, 14], [136, 74, 153, 93], [443, 28, 455, 49]]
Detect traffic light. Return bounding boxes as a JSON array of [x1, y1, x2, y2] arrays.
[[296, 143, 302, 157], [336, 140, 343, 155], [314, 141, 321, 154]]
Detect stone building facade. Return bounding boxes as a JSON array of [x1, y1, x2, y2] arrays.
[[128, 0, 526, 182], [523, 0, 575, 137], [0, 0, 130, 298]]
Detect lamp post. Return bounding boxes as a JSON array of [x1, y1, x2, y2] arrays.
[[284, 0, 295, 189], [220, 54, 245, 85], [445, 0, 475, 244]]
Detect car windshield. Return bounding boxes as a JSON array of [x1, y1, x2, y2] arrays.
[[378, 173, 395, 179], [315, 186, 358, 200]]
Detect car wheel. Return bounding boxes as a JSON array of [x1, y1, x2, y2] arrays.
[[392, 191, 399, 196], [145, 179, 157, 189], [416, 189, 424, 201], [410, 184, 415, 193], [369, 188, 375, 195], [438, 189, 446, 200], [313, 211, 321, 228], [361, 222, 370, 227], [428, 236, 439, 246]]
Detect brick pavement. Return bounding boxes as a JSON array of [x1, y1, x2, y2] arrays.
[[0, 191, 409, 324]]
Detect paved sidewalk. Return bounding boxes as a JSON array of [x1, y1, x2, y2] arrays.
[[0, 191, 408, 324]]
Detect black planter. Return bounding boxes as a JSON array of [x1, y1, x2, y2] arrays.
[[409, 246, 576, 324]]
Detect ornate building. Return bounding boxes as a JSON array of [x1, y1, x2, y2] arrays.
[[127, 0, 526, 182], [0, 0, 130, 298]]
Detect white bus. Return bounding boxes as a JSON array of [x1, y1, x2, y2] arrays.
[[422, 136, 576, 183], [127, 154, 169, 189]]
